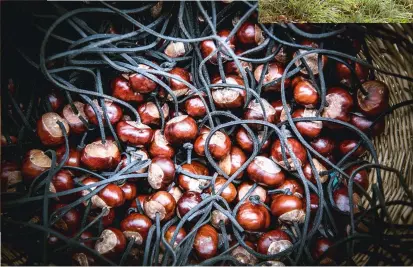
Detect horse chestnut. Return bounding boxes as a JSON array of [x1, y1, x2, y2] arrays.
[[116, 121, 153, 147], [184, 91, 207, 118], [292, 108, 323, 139], [322, 87, 353, 128], [310, 136, 336, 156], [294, 40, 328, 76], [247, 156, 285, 188], [178, 161, 209, 193], [303, 158, 328, 184], [211, 75, 246, 109], [164, 115, 198, 145], [193, 224, 219, 259], [176, 191, 202, 218], [128, 64, 158, 94], [257, 229, 292, 255], [218, 146, 247, 179], [254, 62, 291, 92], [237, 181, 268, 203], [243, 98, 276, 130], [208, 177, 237, 203], [357, 80, 389, 117], [84, 99, 123, 126], [236, 22, 264, 45], [137, 101, 170, 127], [62, 102, 88, 134], [236, 202, 271, 232], [81, 139, 121, 171], [148, 156, 175, 190], [293, 79, 319, 107], [270, 194, 305, 224], [270, 137, 307, 169], [200, 29, 236, 64], [167, 67, 191, 99], [149, 130, 175, 158], [111, 76, 144, 102], [120, 213, 153, 244], [144, 191, 176, 221], [95, 227, 126, 258], [37, 112, 70, 146], [22, 149, 52, 182], [194, 127, 231, 160], [235, 128, 271, 153]]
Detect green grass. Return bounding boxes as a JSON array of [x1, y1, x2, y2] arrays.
[[259, 0, 413, 23]]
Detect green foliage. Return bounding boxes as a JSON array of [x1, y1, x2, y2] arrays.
[[259, 0, 413, 23]]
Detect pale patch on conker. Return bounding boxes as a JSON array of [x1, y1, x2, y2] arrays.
[[154, 130, 169, 146], [238, 184, 267, 203], [148, 163, 164, 189], [231, 246, 258, 265], [168, 186, 182, 202], [7, 171, 22, 186], [123, 231, 143, 245], [254, 24, 265, 45], [131, 149, 149, 174], [312, 158, 328, 183], [95, 229, 118, 255], [212, 89, 240, 104], [167, 88, 188, 101], [42, 112, 69, 137], [144, 200, 166, 220], [49, 183, 56, 194], [295, 50, 321, 75], [85, 141, 119, 158], [91, 195, 108, 209], [72, 253, 90, 266], [211, 210, 229, 229], [248, 99, 276, 117], [267, 240, 293, 255], [323, 94, 346, 119], [166, 115, 187, 124], [30, 150, 52, 168], [126, 121, 151, 130], [279, 105, 291, 122], [255, 156, 281, 174], [278, 209, 305, 224], [150, 1, 163, 18], [302, 109, 322, 129], [164, 42, 186, 58], [63, 102, 87, 124], [186, 177, 208, 193], [210, 131, 227, 146], [145, 102, 162, 119]]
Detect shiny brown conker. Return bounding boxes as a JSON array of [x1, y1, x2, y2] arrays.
[[164, 115, 198, 145], [193, 224, 219, 259], [218, 146, 247, 179], [148, 156, 176, 190], [37, 112, 70, 146], [62, 102, 88, 134], [116, 121, 153, 147], [84, 99, 123, 126], [236, 202, 271, 232], [120, 213, 153, 244], [357, 80, 389, 117], [257, 229, 292, 255], [144, 191, 176, 221], [247, 156, 285, 188], [270, 194, 305, 224], [81, 139, 121, 171]]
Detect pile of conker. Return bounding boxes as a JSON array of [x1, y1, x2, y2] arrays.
[[1, 2, 396, 266]]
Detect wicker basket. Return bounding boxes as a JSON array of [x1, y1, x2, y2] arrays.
[[352, 23, 413, 266]]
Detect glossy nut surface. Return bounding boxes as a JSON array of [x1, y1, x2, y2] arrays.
[[257, 229, 292, 255], [270, 195, 305, 224], [236, 202, 271, 232], [336, 61, 368, 87], [333, 186, 360, 213], [164, 115, 198, 145], [310, 136, 335, 156], [293, 80, 319, 107], [37, 112, 70, 146], [87, 208, 115, 228], [200, 29, 236, 64], [56, 146, 81, 170], [193, 224, 219, 259], [137, 101, 169, 127], [276, 178, 304, 199], [148, 156, 175, 190], [211, 75, 246, 109], [176, 191, 202, 218], [81, 139, 121, 171], [302, 158, 328, 184], [237, 181, 268, 203], [243, 98, 276, 130], [167, 67, 191, 99], [51, 203, 80, 235], [322, 87, 353, 128], [349, 112, 385, 137], [207, 177, 237, 203], [22, 149, 52, 182], [218, 146, 247, 179], [149, 130, 175, 158], [128, 64, 158, 94], [194, 128, 231, 160], [116, 121, 153, 147], [84, 99, 123, 126], [345, 164, 369, 191], [50, 170, 76, 202], [311, 238, 335, 264], [120, 213, 153, 244], [270, 137, 307, 169], [62, 102, 88, 134], [357, 80, 389, 117], [236, 22, 264, 45], [235, 128, 271, 153], [178, 161, 209, 193], [338, 139, 366, 157], [254, 62, 290, 92], [164, 225, 187, 249], [119, 182, 137, 201], [292, 108, 322, 139], [98, 184, 126, 208], [247, 156, 285, 188], [184, 91, 207, 118], [111, 76, 144, 102], [144, 191, 176, 221]]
